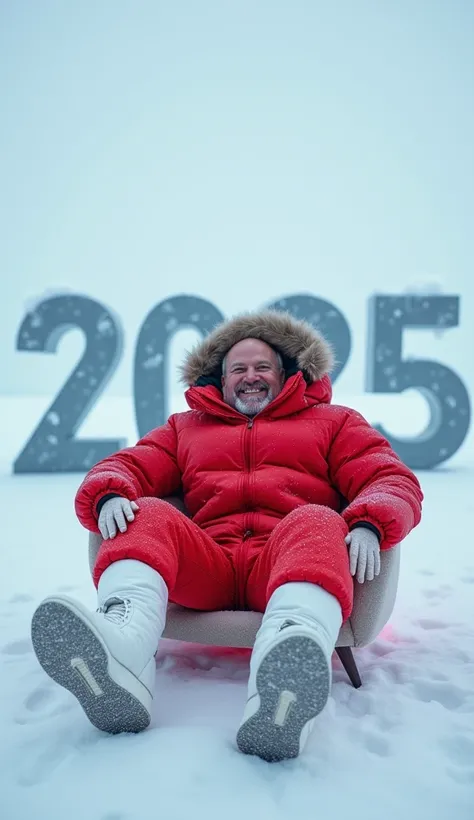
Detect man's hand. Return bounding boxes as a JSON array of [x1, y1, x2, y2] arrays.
[[98, 497, 140, 540], [345, 527, 381, 583]]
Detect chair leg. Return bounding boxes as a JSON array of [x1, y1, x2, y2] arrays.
[[336, 647, 362, 688]]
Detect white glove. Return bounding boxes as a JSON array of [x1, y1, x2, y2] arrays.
[[98, 497, 139, 540], [345, 527, 381, 583]]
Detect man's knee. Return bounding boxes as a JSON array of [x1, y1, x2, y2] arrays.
[[125, 497, 188, 537], [284, 503, 347, 530], [135, 496, 185, 517], [269, 505, 349, 558]]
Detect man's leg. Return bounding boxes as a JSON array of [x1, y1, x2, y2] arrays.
[[93, 497, 236, 610], [31, 498, 235, 733], [237, 504, 351, 762]]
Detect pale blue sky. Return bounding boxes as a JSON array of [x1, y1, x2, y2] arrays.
[[1, 0, 473, 398]]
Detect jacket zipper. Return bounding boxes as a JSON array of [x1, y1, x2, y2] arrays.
[[236, 417, 255, 609], [243, 417, 254, 515]]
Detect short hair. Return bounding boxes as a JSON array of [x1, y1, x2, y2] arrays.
[[222, 348, 284, 376]]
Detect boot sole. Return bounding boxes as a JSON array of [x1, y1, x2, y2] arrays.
[[236, 635, 330, 762], [31, 600, 151, 734]]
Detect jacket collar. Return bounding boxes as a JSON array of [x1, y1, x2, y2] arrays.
[[184, 372, 332, 423]]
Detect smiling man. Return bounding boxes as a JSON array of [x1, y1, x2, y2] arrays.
[[221, 338, 285, 417], [31, 310, 423, 763]]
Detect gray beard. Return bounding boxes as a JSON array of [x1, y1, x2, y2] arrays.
[[233, 387, 274, 417]]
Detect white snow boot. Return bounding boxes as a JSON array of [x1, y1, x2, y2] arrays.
[[31, 559, 168, 734], [236, 582, 342, 762]]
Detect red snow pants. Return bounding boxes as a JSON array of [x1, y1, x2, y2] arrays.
[[93, 498, 354, 622]]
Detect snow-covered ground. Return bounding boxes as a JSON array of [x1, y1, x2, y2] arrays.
[[1, 395, 474, 820]]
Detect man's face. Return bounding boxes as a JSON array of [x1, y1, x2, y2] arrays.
[[221, 338, 285, 417]]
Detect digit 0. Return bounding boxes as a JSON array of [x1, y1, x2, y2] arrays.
[[134, 295, 225, 437]]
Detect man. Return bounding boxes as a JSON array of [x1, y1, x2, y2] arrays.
[[31, 310, 423, 762]]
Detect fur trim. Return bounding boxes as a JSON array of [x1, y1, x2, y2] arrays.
[[179, 310, 334, 386]]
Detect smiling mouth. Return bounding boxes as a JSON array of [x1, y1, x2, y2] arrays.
[[239, 387, 267, 397]]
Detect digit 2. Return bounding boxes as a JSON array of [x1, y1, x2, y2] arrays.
[[14, 295, 125, 473], [267, 294, 352, 382]]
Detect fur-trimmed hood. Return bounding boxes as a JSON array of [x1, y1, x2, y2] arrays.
[[179, 310, 334, 388]]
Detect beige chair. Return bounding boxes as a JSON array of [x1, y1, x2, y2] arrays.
[[88, 497, 400, 688]]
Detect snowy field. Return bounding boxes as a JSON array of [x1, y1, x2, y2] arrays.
[[1, 395, 474, 820]]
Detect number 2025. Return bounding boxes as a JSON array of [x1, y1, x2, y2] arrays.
[[14, 292, 471, 473]]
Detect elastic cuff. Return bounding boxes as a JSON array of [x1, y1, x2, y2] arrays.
[[350, 521, 381, 542], [96, 493, 122, 517]]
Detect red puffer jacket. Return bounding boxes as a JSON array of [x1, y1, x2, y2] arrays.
[[75, 366, 422, 550]]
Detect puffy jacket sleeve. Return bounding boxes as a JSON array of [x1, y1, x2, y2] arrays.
[[328, 409, 423, 549], [74, 416, 181, 532]]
